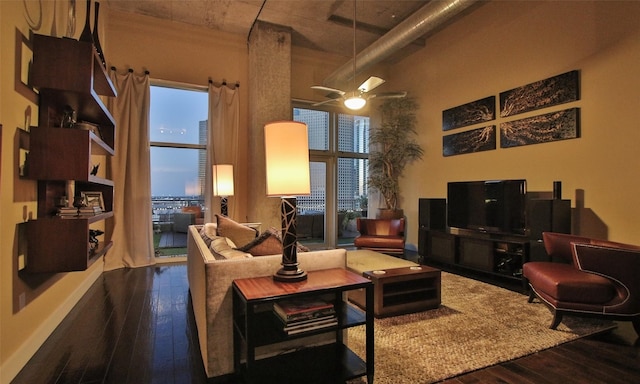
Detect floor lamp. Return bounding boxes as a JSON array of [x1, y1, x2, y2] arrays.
[[213, 164, 234, 216], [264, 121, 311, 282]]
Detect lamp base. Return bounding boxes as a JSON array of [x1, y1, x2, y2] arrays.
[[273, 266, 307, 282]]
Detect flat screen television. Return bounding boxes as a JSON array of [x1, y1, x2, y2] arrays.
[[447, 179, 527, 236]]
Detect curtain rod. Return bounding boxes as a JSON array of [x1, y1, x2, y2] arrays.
[[209, 79, 240, 88], [110, 66, 150, 75]]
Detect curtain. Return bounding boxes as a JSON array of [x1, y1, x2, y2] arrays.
[[205, 84, 240, 222], [104, 70, 155, 270]]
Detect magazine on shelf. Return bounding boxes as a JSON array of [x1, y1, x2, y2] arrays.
[[273, 297, 335, 323], [284, 318, 338, 335]]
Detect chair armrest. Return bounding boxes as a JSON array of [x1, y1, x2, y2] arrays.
[[572, 243, 640, 304]]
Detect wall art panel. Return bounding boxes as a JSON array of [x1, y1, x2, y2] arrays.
[[443, 125, 496, 156], [442, 96, 495, 131], [500, 70, 579, 117], [500, 108, 580, 148]]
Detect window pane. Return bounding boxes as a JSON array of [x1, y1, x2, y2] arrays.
[[297, 161, 326, 245], [294, 107, 329, 150], [338, 114, 369, 153], [150, 86, 208, 145], [337, 157, 368, 245], [151, 146, 205, 198]]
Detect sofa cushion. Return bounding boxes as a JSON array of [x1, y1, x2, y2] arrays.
[[523, 262, 616, 304], [215, 214, 258, 247], [237, 230, 283, 256], [209, 236, 252, 260]]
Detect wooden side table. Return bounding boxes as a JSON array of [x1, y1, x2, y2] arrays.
[[362, 265, 441, 318], [232, 268, 374, 383]]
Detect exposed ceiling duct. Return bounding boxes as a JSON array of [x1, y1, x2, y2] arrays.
[[323, 0, 480, 89]]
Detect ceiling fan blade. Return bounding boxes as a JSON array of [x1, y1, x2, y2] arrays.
[[311, 85, 346, 96], [368, 91, 408, 100], [312, 98, 339, 107], [358, 76, 385, 93]]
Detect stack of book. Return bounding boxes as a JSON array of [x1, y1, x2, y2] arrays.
[[57, 207, 78, 217], [78, 206, 102, 216], [273, 297, 337, 335]]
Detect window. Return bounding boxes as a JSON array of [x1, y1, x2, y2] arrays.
[[293, 104, 369, 248], [150, 84, 208, 256]]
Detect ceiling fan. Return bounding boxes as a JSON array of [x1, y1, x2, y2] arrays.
[[311, 0, 407, 110]]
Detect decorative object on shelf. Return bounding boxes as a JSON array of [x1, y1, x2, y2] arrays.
[[81, 191, 104, 211], [78, 0, 92, 43], [88, 229, 104, 251], [368, 97, 423, 219], [66, 0, 77, 38], [92, 1, 106, 68], [90, 163, 99, 176], [212, 164, 234, 216], [264, 121, 311, 282], [442, 96, 496, 131], [61, 105, 77, 128]]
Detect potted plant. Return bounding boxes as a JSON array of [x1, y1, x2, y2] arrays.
[[368, 97, 424, 219]]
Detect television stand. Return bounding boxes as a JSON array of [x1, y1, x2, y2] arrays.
[[419, 198, 571, 285]]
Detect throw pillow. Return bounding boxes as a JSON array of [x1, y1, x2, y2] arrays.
[[237, 230, 283, 256], [267, 226, 311, 253], [215, 214, 258, 248], [199, 223, 218, 247]]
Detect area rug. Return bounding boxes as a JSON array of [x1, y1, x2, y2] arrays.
[[347, 271, 615, 384]]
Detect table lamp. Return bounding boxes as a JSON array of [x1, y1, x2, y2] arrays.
[[264, 121, 311, 282], [213, 164, 234, 216]]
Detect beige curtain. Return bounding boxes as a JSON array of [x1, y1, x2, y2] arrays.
[[104, 69, 155, 270], [205, 84, 240, 222]]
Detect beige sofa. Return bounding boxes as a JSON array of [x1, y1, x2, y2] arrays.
[[186, 224, 348, 379]]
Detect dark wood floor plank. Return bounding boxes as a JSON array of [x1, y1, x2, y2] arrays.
[[11, 263, 639, 384]]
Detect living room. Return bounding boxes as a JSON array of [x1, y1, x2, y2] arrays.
[[1, 0, 639, 382]]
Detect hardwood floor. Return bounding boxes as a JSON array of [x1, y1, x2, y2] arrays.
[[12, 263, 639, 384]]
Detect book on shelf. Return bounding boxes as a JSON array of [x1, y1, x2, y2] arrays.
[[283, 317, 338, 335], [273, 297, 335, 323], [57, 207, 78, 216], [78, 206, 103, 216]]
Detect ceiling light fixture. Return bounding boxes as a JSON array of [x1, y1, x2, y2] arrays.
[[344, 93, 366, 110], [344, 0, 366, 111]]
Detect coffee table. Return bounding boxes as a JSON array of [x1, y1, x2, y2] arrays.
[[351, 265, 441, 318]]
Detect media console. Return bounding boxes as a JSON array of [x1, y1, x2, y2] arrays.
[[418, 194, 571, 283]]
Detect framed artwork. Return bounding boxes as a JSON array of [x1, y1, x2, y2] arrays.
[[442, 96, 496, 131], [500, 108, 580, 148], [443, 125, 496, 156], [500, 70, 579, 117], [81, 191, 104, 210]]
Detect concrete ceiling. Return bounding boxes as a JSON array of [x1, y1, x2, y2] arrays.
[[106, 0, 441, 63]]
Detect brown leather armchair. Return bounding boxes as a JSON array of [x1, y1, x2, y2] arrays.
[[354, 218, 405, 256], [523, 232, 640, 336]]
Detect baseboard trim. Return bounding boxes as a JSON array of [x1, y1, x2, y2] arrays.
[[0, 265, 103, 384]]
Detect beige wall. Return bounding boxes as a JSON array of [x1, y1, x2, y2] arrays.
[[2, 0, 639, 381], [391, 0, 640, 246]]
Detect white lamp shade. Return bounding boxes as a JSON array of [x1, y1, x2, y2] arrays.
[[212, 164, 234, 197], [264, 121, 311, 197]]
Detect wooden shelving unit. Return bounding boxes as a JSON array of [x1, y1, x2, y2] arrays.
[[25, 34, 117, 273]]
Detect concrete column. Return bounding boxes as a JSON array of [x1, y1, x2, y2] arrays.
[[247, 21, 292, 231]]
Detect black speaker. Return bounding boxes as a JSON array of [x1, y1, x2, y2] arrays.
[[527, 199, 571, 241], [418, 198, 447, 230]]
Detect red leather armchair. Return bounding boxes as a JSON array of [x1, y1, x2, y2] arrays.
[[523, 232, 640, 336], [354, 218, 405, 256]]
